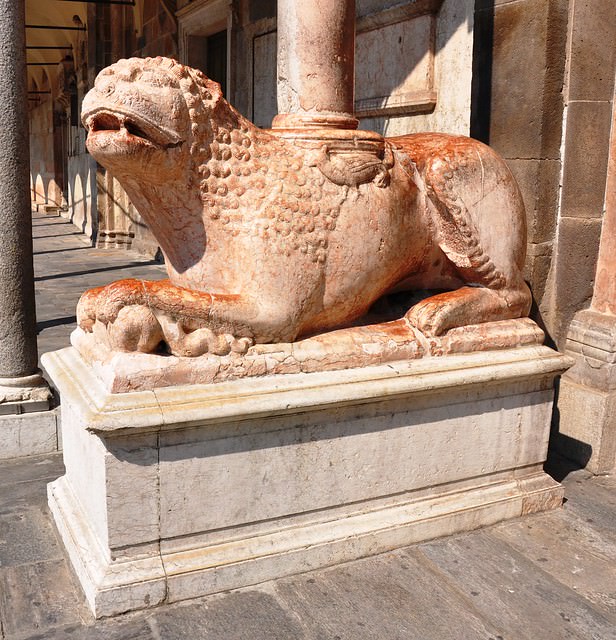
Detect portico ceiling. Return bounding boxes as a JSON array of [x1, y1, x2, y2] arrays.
[[25, 1, 89, 91], [25, 0, 148, 98]]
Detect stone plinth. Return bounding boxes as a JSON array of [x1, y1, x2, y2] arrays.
[[0, 374, 57, 460], [70, 317, 545, 392], [43, 344, 568, 618], [557, 310, 616, 473]]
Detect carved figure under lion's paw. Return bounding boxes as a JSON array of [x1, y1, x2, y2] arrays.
[[78, 278, 254, 356], [78, 56, 532, 357]]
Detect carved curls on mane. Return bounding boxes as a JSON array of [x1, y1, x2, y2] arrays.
[[129, 58, 262, 208], [141, 57, 223, 158]]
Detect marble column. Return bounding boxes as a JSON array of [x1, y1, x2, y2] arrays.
[[273, 0, 358, 130], [0, 0, 54, 458], [556, 96, 616, 473]]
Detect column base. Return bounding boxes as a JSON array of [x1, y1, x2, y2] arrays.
[[0, 372, 57, 459], [556, 309, 616, 473], [272, 112, 359, 130]]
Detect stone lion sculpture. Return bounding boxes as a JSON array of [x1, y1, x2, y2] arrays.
[[79, 56, 531, 357]]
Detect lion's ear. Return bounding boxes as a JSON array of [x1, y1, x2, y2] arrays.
[[188, 67, 223, 101], [170, 62, 189, 80]]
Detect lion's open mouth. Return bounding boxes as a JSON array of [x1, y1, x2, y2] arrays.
[[84, 109, 183, 149]]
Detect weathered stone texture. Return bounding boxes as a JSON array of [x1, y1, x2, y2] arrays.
[[541, 0, 616, 348], [545, 217, 602, 343], [43, 343, 567, 617], [276, 0, 356, 123], [505, 158, 560, 245], [77, 55, 533, 360], [558, 371, 616, 474], [139, 0, 177, 59], [560, 101, 613, 220], [472, 0, 569, 341], [524, 245, 553, 309], [554, 60, 616, 473], [477, 0, 567, 160], [565, 0, 616, 102], [0, 411, 58, 461]]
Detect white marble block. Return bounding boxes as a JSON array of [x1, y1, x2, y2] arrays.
[[43, 345, 569, 618]]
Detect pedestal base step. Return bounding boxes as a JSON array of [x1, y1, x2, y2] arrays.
[[49, 469, 562, 618]]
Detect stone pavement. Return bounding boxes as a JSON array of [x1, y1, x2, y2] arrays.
[[1, 212, 613, 639], [32, 212, 165, 363], [0, 452, 614, 639]]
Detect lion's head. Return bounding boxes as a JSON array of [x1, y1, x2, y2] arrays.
[[81, 56, 222, 180]]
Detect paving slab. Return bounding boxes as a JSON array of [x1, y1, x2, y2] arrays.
[[418, 529, 616, 640], [0, 504, 64, 567], [0, 439, 614, 639], [32, 213, 165, 363], [0, 453, 63, 488], [274, 548, 504, 640], [24, 618, 156, 640], [0, 559, 88, 639], [492, 509, 616, 621], [560, 475, 616, 546], [149, 589, 307, 640]]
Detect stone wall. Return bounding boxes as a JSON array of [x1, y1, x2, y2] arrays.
[[543, 0, 616, 347], [472, 0, 616, 348], [472, 0, 569, 346], [137, 0, 178, 59], [358, 0, 474, 136]]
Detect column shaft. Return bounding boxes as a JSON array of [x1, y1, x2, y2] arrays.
[[590, 101, 616, 315], [275, 0, 357, 129], [0, 0, 39, 378]]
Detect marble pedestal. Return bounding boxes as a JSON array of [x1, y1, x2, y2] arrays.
[[43, 345, 569, 618]]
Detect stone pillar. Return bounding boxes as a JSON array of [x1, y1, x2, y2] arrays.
[[271, 0, 384, 179], [0, 0, 54, 458], [556, 95, 616, 473], [0, 0, 39, 379], [273, 0, 358, 130]]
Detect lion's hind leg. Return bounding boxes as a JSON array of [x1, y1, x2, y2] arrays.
[[406, 137, 531, 336], [406, 283, 531, 337]]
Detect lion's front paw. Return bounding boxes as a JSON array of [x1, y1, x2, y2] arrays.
[[92, 305, 164, 353], [76, 285, 106, 331], [405, 293, 468, 337], [77, 279, 146, 331], [406, 301, 446, 337]]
